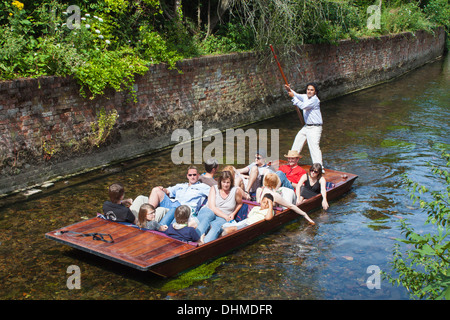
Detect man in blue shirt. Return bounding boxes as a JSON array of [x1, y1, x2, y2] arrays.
[[149, 165, 211, 226]]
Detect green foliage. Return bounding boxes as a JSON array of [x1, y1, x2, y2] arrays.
[[136, 25, 183, 69], [75, 47, 148, 100], [0, 1, 157, 98], [0, 0, 448, 98], [161, 257, 228, 291], [198, 22, 255, 54], [305, 1, 366, 44], [424, 0, 450, 32], [380, 2, 434, 34], [88, 108, 119, 147], [385, 151, 450, 300]]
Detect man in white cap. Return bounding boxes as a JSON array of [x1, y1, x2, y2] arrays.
[[276, 150, 306, 190]]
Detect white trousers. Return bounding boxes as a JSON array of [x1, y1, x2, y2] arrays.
[[291, 125, 323, 166]]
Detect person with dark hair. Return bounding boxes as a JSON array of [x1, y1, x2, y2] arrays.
[[295, 163, 329, 210], [196, 170, 244, 243], [199, 158, 219, 186], [102, 183, 136, 223], [285, 82, 325, 172]]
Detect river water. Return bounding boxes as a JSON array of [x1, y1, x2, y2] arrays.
[[0, 56, 448, 301]]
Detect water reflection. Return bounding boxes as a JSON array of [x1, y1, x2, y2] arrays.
[[0, 56, 448, 300]]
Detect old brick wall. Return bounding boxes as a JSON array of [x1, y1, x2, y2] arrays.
[[0, 28, 446, 195]]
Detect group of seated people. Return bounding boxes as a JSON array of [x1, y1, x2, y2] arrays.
[[102, 149, 329, 245]]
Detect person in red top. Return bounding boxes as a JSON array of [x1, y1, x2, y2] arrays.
[[275, 150, 306, 190]]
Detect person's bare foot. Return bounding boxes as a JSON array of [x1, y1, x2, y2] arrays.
[[222, 226, 237, 236], [198, 234, 205, 245]]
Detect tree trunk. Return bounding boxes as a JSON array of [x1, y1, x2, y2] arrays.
[[206, 0, 232, 37]]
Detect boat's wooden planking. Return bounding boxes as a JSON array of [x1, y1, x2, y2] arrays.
[[45, 218, 196, 272]]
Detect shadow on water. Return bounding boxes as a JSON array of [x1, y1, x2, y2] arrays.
[[0, 56, 448, 300]]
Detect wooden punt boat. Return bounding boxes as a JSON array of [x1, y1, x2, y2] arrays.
[[45, 162, 357, 277]]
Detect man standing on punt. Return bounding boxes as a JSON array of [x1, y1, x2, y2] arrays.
[[285, 82, 324, 172]]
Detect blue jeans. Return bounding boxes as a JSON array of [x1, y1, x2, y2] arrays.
[[196, 206, 216, 235], [196, 206, 228, 243], [158, 194, 181, 226], [203, 216, 227, 243], [276, 171, 295, 190]]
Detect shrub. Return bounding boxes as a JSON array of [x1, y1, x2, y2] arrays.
[[381, 3, 433, 34], [424, 0, 450, 32], [136, 25, 183, 70], [385, 151, 450, 300], [0, 0, 448, 97], [75, 47, 148, 100], [88, 108, 119, 147]]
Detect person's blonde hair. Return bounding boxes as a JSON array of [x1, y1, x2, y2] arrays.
[[222, 165, 236, 177], [137, 203, 155, 228], [263, 173, 280, 189]]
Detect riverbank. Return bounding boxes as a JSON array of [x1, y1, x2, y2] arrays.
[[0, 28, 446, 197]]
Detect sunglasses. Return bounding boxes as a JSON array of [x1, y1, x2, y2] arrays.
[[188, 173, 197, 176], [310, 169, 319, 173], [255, 156, 262, 160]]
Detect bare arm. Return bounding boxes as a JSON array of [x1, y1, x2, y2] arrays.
[[237, 166, 249, 175], [207, 187, 222, 217], [272, 192, 315, 225], [295, 174, 307, 199], [320, 177, 329, 210], [208, 187, 239, 221], [264, 200, 274, 221], [230, 188, 243, 220]]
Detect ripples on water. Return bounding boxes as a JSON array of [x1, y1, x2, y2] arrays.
[[0, 57, 448, 300]]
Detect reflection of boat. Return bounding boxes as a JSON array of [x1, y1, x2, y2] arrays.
[[45, 161, 357, 278]]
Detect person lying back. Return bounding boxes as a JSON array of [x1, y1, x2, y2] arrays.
[[221, 193, 274, 235]]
